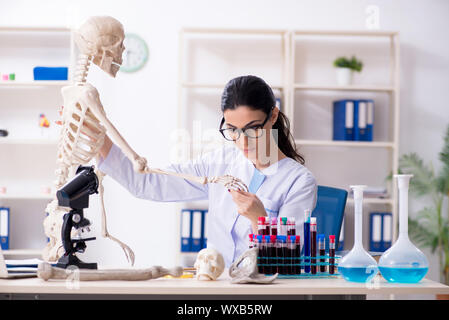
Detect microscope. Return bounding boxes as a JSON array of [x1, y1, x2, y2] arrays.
[[55, 165, 99, 269]]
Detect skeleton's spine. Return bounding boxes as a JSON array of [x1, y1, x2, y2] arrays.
[[53, 54, 91, 191], [74, 54, 91, 85]]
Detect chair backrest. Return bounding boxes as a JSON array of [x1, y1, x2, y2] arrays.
[[311, 185, 348, 251]]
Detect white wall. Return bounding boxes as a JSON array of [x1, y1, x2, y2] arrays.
[[1, 0, 448, 285]]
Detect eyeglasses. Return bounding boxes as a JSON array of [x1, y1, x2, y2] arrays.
[[219, 108, 273, 142]]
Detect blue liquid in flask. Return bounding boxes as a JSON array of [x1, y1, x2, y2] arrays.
[[379, 267, 428, 283], [338, 267, 378, 283], [378, 176, 430, 284]]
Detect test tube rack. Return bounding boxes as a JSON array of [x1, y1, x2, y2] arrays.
[[257, 254, 342, 279]]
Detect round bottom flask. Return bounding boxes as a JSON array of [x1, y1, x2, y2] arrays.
[[338, 185, 378, 283], [379, 175, 428, 283]]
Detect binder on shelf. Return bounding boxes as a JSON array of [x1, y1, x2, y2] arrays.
[[333, 100, 354, 141], [191, 210, 202, 252], [333, 99, 375, 142], [355, 99, 374, 141], [201, 209, 208, 249], [181, 209, 192, 252], [0, 207, 10, 250], [365, 100, 374, 141], [354, 100, 364, 141], [383, 213, 392, 250], [180, 209, 208, 252], [369, 212, 392, 252]]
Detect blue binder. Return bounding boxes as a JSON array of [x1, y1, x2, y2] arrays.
[[180, 209, 208, 252], [365, 99, 374, 141], [181, 209, 192, 252], [201, 209, 207, 249], [0, 207, 10, 250], [369, 212, 392, 252], [355, 99, 374, 141], [191, 210, 202, 252], [333, 100, 355, 141]]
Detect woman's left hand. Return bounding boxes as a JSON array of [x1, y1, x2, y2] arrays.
[[229, 189, 267, 232]]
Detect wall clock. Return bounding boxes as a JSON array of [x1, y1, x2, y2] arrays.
[[120, 33, 149, 73]]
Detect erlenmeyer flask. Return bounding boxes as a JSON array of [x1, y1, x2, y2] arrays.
[[379, 175, 429, 283], [338, 185, 379, 283]]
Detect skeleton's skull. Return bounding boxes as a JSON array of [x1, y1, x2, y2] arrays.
[[75, 16, 125, 77], [194, 248, 225, 281]]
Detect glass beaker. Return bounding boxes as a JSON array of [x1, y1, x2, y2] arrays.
[[378, 174, 429, 283], [338, 185, 379, 283]]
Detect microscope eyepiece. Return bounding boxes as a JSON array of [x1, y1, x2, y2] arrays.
[[57, 165, 99, 209]]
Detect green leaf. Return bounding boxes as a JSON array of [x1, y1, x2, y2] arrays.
[[416, 207, 439, 231], [399, 153, 438, 197], [333, 56, 363, 72], [409, 218, 439, 252], [437, 124, 449, 194]]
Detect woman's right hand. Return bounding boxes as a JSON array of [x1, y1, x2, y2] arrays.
[[55, 105, 113, 160]]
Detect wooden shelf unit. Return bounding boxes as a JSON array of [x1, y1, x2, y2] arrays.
[[0, 26, 74, 257], [175, 28, 400, 259]]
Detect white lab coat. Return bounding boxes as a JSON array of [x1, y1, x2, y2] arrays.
[[98, 143, 317, 267]]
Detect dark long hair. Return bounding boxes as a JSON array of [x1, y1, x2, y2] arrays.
[[221, 75, 305, 165]]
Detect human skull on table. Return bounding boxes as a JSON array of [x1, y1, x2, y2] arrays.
[[194, 248, 225, 281]]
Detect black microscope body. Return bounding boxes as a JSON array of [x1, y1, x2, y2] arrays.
[[55, 165, 99, 270]]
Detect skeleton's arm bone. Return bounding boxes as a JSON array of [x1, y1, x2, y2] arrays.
[[79, 86, 148, 173], [98, 143, 209, 202]]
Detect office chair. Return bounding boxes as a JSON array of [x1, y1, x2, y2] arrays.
[[311, 185, 348, 251]]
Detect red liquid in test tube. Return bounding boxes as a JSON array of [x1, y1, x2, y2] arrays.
[[310, 217, 317, 274], [270, 217, 277, 236], [258, 217, 266, 235], [329, 235, 336, 274], [295, 235, 301, 274], [287, 217, 296, 235], [248, 234, 254, 249]]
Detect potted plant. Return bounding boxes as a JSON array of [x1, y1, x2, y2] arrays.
[[396, 124, 449, 296], [333, 55, 363, 85]]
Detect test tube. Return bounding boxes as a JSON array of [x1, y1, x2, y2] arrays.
[[295, 235, 301, 275], [258, 217, 266, 235], [264, 235, 272, 274], [270, 217, 278, 236], [270, 235, 277, 274], [310, 217, 317, 274], [257, 235, 264, 274], [288, 235, 296, 275], [287, 217, 296, 235], [318, 234, 326, 273], [304, 209, 311, 273], [275, 236, 284, 274], [265, 217, 271, 235], [280, 217, 288, 236], [329, 235, 336, 274], [277, 235, 287, 274], [248, 234, 254, 249]]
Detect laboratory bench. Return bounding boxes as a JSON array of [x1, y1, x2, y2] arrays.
[[1, 272, 449, 300]]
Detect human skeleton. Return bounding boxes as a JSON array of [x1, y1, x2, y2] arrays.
[[42, 16, 248, 266]]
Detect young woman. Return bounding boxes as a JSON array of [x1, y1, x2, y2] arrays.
[[97, 75, 317, 267]]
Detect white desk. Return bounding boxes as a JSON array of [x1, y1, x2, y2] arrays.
[[1, 275, 448, 299]]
